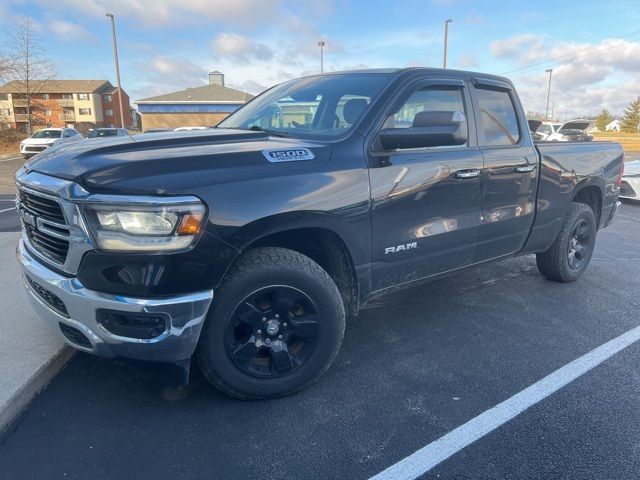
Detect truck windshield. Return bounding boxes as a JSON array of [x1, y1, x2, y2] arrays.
[[217, 73, 392, 139]]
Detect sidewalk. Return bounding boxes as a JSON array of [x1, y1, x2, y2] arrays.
[[0, 232, 73, 432]]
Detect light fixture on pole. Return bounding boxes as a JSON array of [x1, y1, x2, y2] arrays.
[[105, 13, 126, 129], [545, 68, 553, 120], [317, 41, 325, 73], [443, 19, 453, 69]]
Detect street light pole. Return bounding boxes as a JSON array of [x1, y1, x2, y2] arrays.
[[443, 19, 453, 69], [105, 13, 126, 129], [317, 41, 325, 73], [545, 68, 553, 120]]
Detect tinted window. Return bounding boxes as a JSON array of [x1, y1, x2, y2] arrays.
[[383, 86, 468, 148], [476, 88, 520, 146], [218, 74, 391, 139]]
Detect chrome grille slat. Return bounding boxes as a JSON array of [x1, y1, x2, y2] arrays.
[[17, 187, 70, 265]]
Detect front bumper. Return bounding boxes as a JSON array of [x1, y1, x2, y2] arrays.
[[17, 239, 213, 362]]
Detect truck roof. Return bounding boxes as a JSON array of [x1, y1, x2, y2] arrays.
[[305, 67, 512, 85]]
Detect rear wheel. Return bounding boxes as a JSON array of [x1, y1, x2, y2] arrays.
[[197, 247, 345, 399], [536, 202, 597, 282]]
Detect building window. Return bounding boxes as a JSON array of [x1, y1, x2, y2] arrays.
[[79, 108, 92, 115], [0, 94, 8, 101], [42, 93, 50, 100], [104, 95, 112, 102], [44, 108, 52, 116], [0, 108, 10, 116], [77, 93, 89, 101], [62, 94, 73, 99], [105, 109, 114, 116]]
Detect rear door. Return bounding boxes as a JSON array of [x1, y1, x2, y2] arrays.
[[470, 78, 538, 261], [368, 77, 484, 291]]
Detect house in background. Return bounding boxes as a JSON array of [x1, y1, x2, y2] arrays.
[[0, 80, 132, 133], [605, 118, 621, 132], [135, 71, 254, 131]]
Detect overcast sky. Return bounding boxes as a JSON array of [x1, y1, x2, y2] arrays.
[[2, 0, 640, 119]]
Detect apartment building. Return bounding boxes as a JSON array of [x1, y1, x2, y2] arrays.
[[135, 71, 254, 131], [0, 80, 132, 133]]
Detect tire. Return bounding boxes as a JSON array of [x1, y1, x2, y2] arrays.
[[197, 247, 345, 400], [536, 202, 597, 282]]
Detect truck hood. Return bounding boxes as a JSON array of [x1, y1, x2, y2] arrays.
[[559, 120, 592, 132], [24, 129, 332, 194]]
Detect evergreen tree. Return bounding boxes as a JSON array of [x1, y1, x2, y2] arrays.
[[620, 97, 640, 133], [595, 109, 613, 131]]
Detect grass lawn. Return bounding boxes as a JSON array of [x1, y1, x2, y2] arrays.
[[592, 132, 640, 152]]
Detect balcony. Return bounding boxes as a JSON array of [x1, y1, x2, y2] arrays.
[[14, 114, 29, 122], [60, 113, 76, 121], [13, 99, 28, 107], [58, 99, 74, 107]]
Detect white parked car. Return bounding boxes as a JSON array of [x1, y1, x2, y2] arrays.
[[173, 126, 209, 131], [620, 160, 640, 200], [546, 120, 594, 142], [20, 128, 84, 158], [535, 122, 563, 141]]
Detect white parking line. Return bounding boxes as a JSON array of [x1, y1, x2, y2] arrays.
[[0, 207, 16, 213], [370, 324, 640, 480]]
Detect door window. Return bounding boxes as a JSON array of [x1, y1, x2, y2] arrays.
[[384, 86, 468, 148], [476, 88, 520, 146]]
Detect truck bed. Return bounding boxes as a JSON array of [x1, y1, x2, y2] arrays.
[[522, 141, 624, 254]]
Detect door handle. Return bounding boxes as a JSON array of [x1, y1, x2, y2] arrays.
[[454, 169, 481, 179], [514, 164, 536, 173]]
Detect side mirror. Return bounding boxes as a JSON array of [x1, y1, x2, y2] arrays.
[[379, 110, 468, 150]]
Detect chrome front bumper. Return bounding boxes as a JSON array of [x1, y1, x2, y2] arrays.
[[17, 239, 213, 362]]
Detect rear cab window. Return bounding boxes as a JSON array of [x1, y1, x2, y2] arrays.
[[475, 87, 521, 146]]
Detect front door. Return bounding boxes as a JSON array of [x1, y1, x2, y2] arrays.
[[368, 79, 484, 292]]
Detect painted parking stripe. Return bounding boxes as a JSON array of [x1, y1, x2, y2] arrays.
[[370, 324, 640, 480], [0, 207, 16, 213]]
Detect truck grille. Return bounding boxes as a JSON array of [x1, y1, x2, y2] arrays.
[[17, 187, 70, 265], [17, 189, 66, 223]]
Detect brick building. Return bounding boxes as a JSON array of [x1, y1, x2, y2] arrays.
[[0, 80, 132, 133], [135, 71, 254, 131]]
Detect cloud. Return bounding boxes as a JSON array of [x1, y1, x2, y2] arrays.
[[490, 34, 547, 65], [228, 79, 269, 95], [457, 54, 478, 68], [35, 0, 315, 28], [493, 34, 640, 117], [464, 12, 485, 25], [49, 20, 97, 42], [211, 33, 273, 62], [131, 55, 207, 99]]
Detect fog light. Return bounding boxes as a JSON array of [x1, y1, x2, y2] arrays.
[[97, 310, 168, 339]]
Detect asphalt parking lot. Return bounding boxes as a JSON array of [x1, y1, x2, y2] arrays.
[[0, 154, 639, 479]]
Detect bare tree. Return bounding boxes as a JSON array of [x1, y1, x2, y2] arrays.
[[6, 17, 55, 134]]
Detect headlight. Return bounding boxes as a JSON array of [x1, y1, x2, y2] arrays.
[[82, 200, 205, 252]]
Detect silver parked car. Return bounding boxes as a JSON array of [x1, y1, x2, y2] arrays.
[[620, 160, 640, 200]]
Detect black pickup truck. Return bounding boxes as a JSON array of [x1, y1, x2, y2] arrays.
[[16, 68, 624, 399]]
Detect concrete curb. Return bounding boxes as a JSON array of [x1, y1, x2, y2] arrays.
[[0, 153, 20, 161], [0, 347, 75, 433]]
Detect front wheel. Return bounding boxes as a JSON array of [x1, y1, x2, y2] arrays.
[[536, 202, 597, 282], [197, 247, 345, 399]]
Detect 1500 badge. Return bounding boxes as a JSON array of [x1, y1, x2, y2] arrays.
[[262, 148, 315, 162]]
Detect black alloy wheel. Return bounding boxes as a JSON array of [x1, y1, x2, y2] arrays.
[[225, 286, 320, 378]]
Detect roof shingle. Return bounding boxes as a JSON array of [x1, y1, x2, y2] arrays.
[[136, 84, 254, 103], [0, 79, 114, 94]]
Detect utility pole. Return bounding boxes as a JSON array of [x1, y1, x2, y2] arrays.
[[544, 68, 553, 120], [106, 13, 126, 129], [443, 19, 453, 68], [317, 41, 325, 73]]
